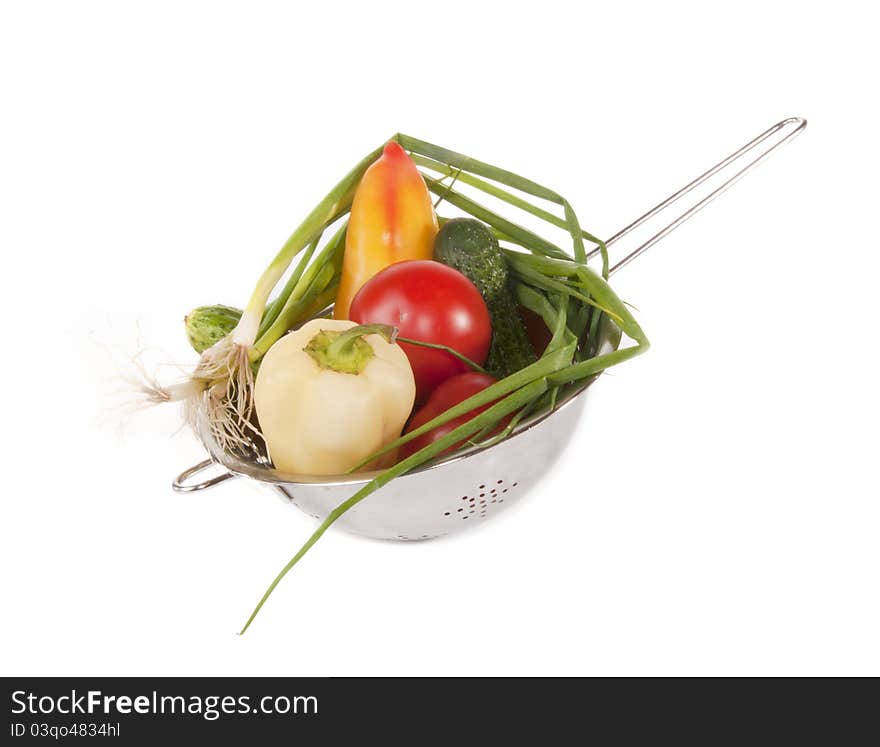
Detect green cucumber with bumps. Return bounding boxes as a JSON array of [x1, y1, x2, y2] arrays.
[[184, 304, 242, 354], [434, 218, 536, 378]]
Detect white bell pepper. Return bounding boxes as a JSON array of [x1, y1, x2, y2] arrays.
[[254, 319, 415, 475]]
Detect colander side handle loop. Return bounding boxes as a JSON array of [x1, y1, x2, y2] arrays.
[[593, 116, 807, 275], [172, 459, 236, 493]]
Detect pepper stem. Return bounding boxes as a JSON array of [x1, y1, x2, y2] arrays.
[[327, 324, 397, 356], [304, 323, 398, 375]]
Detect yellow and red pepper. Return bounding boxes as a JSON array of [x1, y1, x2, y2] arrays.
[[333, 141, 438, 319]]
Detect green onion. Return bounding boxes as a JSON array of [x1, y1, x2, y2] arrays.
[[258, 232, 322, 338]]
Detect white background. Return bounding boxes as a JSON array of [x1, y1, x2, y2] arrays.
[[1, 1, 877, 676]]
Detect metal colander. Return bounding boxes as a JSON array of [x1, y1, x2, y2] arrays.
[[172, 118, 806, 541]]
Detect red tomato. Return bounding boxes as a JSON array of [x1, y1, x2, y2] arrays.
[[399, 372, 510, 460], [349, 260, 491, 402]]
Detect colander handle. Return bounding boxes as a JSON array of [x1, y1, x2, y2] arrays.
[[598, 117, 807, 275], [172, 459, 237, 493]]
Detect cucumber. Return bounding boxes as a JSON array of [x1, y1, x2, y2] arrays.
[[434, 218, 536, 378], [185, 304, 241, 353]]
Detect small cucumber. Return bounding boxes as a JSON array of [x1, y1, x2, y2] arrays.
[[434, 218, 536, 378], [185, 304, 241, 353]]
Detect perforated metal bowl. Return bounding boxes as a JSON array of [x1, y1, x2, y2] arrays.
[[172, 118, 806, 541]]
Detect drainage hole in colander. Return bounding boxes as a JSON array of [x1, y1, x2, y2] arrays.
[[444, 480, 518, 521]]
